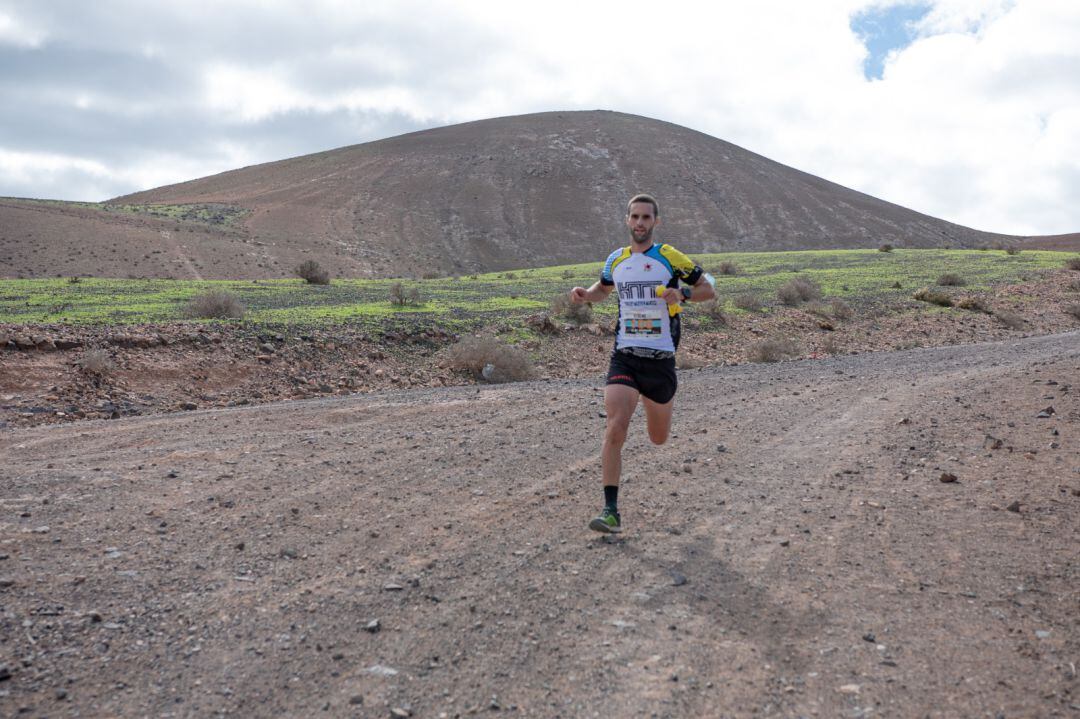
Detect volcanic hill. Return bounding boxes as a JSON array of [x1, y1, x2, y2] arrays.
[[2, 110, 1027, 279]]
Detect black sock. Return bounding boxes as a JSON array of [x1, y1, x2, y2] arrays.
[[604, 485, 619, 511]]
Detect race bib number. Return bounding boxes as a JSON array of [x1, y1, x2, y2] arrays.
[[624, 308, 664, 336]]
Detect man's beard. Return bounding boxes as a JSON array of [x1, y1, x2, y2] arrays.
[[629, 227, 653, 245]]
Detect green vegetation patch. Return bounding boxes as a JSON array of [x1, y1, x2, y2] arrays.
[[0, 250, 1070, 329]]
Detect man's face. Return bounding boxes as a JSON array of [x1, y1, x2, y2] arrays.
[[626, 202, 659, 245]]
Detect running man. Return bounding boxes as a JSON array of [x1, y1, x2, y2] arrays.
[[569, 193, 715, 533]]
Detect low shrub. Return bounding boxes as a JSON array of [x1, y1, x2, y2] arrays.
[[829, 298, 854, 320], [1004, 246, 1021, 255], [913, 287, 953, 307], [749, 336, 800, 363], [446, 336, 536, 383], [715, 261, 740, 275], [699, 299, 730, 326], [184, 290, 245, 319], [878, 243, 893, 252], [67, 276, 82, 284], [936, 273, 965, 286], [1066, 257, 1080, 271], [550, 293, 594, 324], [733, 292, 764, 312], [389, 282, 421, 306], [891, 281, 902, 289], [777, 277, 822, 306], [994, 310, 1025, 329], [79, 348, 113, 375], [1066, 304, 1080, 322], [956, 296, 990, 313], [295, 260, 330, 285], [561, 268, 575, 279]]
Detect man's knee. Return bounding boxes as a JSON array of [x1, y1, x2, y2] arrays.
[[604, 419, 630, 446]]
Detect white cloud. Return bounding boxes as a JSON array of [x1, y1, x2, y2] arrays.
[[0, 0, 1078, 234], [0, 8, 44, 47]]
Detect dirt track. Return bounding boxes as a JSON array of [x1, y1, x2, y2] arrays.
[[2, 331, 1078, 718]]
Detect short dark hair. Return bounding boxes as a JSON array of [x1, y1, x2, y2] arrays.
[[626, 193, 659, 218]]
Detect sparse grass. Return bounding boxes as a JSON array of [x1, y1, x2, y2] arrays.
[[184, 290, 245, 319], [913, 287, 953, 307], [749, 336, 800, 363], [550, 293, 593, 324], [295, 260, 330, 285], [446, 335, 535, 383], [777, 277, 822, 306], [936, 273, 965, 286]]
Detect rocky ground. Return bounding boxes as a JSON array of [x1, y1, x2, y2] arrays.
[[1, 271, 1079, 718], [1, 329, 1077, 718]]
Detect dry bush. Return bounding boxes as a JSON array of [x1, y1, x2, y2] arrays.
[[936, 273, 965, 286], [561, 268, 575, 279], [749, 336, 800, 363], [1066, 304, 1080, 322], [994, 310, 1025, 329], [79, 348, 113, 375], [1070, 280, 1080, 293], [733, 292, 764, 312], [446, 336, 535, 383], [829, 298, 854, 320], [67, 276, 82, 284], [820, 335, 844, 355], [501, 272, 517, 280], [389, 282, 421, 306], [913, 287, 953, 307], [878, 243, 893, 252], [777, 277, 822, 306], [295, 259, 330, 285], [550, 293, 593, 324], [1066, 257, 1080, 271], [699, 298, 730, 326], [1004, 246, 1021, 256], [185, 290, 245, 319], [891, 281, 903, 289], [956, 296, 990, 313], [715, 261, 740, 275]]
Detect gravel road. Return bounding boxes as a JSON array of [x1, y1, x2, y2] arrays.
[[2, 330, 1078, 717]]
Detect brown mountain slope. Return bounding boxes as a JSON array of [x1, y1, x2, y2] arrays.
[[5, 111, 1026, 279]]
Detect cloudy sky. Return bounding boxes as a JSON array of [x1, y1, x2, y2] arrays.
[[1, 0, 1077, 236]]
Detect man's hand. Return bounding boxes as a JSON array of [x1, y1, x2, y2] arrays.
[[570, 286, 589, 304], [656, 287, 681, 306]]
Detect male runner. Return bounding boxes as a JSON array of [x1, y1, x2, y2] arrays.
[[569, 193, 715, 533]]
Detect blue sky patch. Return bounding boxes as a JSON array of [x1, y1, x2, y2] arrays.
[[851, 2, 933, 80]]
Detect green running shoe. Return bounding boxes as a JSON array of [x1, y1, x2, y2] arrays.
[[589, 506, 622, 534]]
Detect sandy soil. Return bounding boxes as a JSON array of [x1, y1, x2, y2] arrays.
[[1, 320, 1078, 717]]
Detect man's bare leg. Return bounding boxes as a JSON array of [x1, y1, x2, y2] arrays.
[[602, 383, 640, 487], [591, 383, 639, 533], [641, 395, 674, 445]]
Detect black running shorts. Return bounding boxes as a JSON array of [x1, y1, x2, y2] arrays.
[[606, 350, 677, 404]]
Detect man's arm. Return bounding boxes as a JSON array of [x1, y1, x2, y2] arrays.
[[657, 274, 716, 305], [570, 282, 613, 304]]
